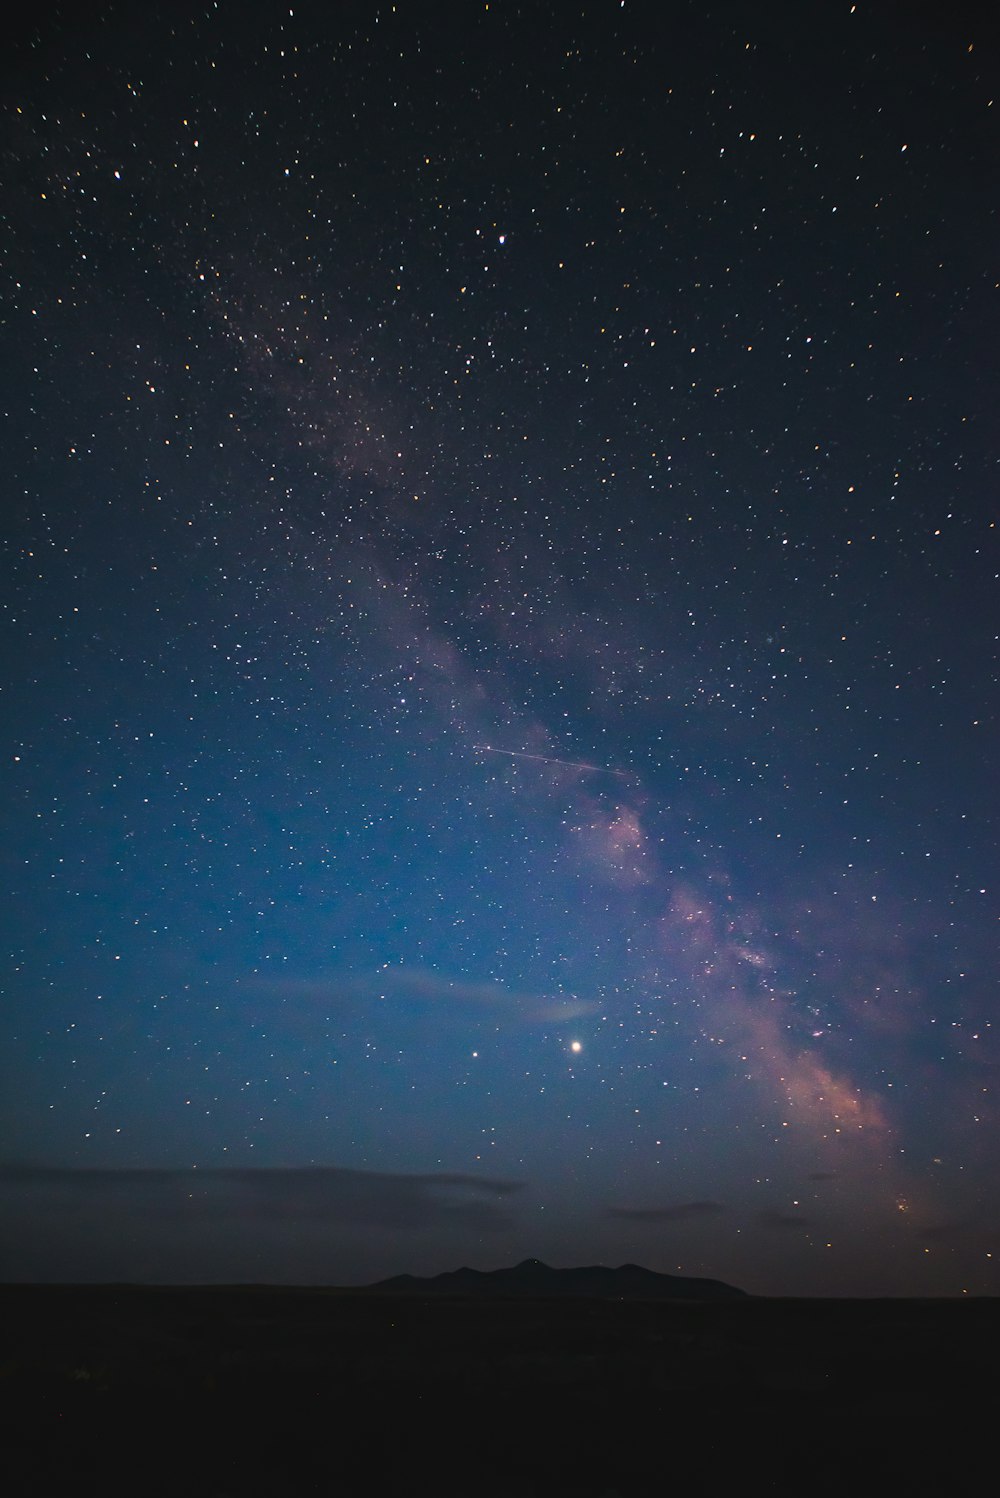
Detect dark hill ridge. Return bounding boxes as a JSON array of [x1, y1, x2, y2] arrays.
[[369, 1257, 747, 1301]]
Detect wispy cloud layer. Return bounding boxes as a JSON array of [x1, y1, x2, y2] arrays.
[[605, 1200, 727, 1225], [0, 1165, 524, 1232]]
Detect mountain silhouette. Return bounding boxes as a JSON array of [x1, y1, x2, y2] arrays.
[[368, 1258, 747, 1301]]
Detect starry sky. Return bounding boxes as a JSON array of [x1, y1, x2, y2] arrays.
[[2, 0, 998, 1296]]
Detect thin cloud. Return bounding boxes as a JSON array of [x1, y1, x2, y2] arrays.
[[605, 1200, 727, 1225], [757, 1209, 814, 1233], [0, 1165, 525, 1233], [918, 1219, 980, 1245], [394, 971, 601, 1024], [245, 968, 601, 1025]]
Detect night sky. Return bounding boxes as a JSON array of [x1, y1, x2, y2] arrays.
[[3, 0, 998, 1296]]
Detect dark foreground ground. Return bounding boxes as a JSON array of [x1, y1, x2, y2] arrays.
[[1, 1285, 995, 1496]]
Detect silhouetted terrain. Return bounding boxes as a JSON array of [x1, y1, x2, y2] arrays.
[[371, 1257, 748, 1300], [1, 1281, 994, 1495]]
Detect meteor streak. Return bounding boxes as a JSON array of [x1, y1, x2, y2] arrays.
[[474, 744, 631, 779]]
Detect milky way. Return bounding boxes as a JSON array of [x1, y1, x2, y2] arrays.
[[2, 1, 998, 1293]]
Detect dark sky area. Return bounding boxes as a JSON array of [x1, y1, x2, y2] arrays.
[[2, 0, 998, 1295]]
